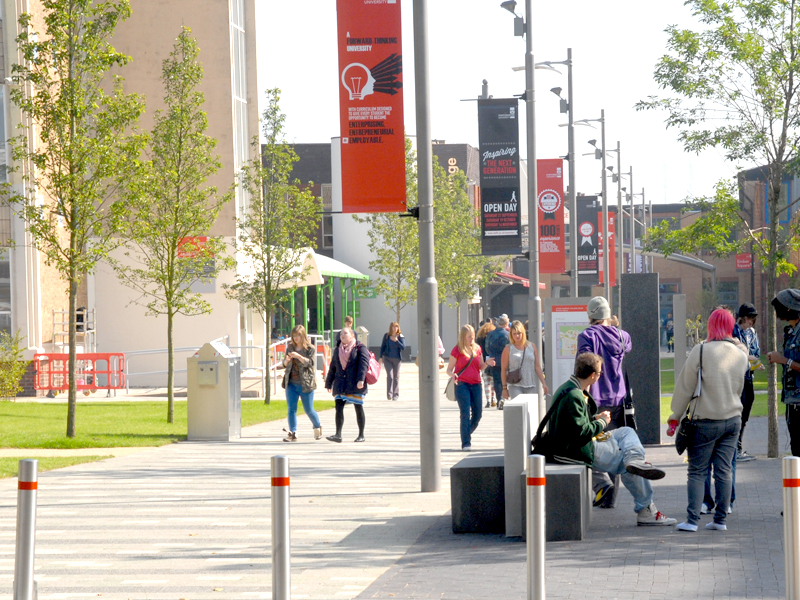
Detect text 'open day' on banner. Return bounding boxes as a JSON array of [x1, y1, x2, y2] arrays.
[[478, 98, 522, 256], [336, 0, 405, 214]]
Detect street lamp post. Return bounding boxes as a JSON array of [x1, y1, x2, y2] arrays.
[[586, 111, 609, 302], [548, 50, 576, 297], [502, 0, 543, 411], [629, 168, 636, 273]]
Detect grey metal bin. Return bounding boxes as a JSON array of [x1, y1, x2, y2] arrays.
[[187, 341, 242, 441]]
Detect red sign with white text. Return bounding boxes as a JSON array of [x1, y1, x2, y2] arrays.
[[537, 158, 566, 273], [736, 253, 753, 270], [598, 209, 616, 286], [336, 0, 405, 213]]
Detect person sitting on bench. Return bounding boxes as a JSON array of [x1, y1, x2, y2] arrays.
[[548, 352, 677, 526]]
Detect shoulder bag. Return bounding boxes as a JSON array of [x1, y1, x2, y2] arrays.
[[530, 392, 564, 462], [618, 329, 637, 430], [506, 344, 527, 385], [675, 342, 703, 455], [444, 355, 473, 401]]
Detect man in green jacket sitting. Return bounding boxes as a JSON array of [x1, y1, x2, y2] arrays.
[[549, 352, 676, 526]]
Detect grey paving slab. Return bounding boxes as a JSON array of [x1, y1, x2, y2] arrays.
[[357, 415, 792, 599]]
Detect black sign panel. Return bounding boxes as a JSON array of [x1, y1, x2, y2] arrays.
[[478, 98, 521, 255], [576, 195, 599, 286]]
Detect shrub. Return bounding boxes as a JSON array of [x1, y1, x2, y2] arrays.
[[0, 330, 29, 401]]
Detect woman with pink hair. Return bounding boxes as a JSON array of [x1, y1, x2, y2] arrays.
[[667, 308, 749, 532]]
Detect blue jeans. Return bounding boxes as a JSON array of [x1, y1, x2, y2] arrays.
[[455, 381, 482, 448], [592, 427, 653, 512], [285, 382, 321, 431], [686, 417, 741, 525], [703, 451, 736, 507]]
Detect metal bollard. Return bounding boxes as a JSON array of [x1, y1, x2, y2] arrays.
[[784, 457, 800, 600], [271, 455, 291, 600], [14, 459, 38, 600], [526, 454, 545, 600]]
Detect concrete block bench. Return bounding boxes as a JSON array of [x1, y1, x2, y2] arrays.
[[520, 463, 591, 541], [450, 453, 505, 534]]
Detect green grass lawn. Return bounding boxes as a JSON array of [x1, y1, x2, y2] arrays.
[[0, 456, 113, 478], [0, 399, 335, 449]]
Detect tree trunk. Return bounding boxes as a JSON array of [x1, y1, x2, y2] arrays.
[[67, 260, 77, 438], [264, 311, 272, 405], [767, 175, 781, 458], [167, 309, 174, 424]]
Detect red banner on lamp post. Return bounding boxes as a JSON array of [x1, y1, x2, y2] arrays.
[[598, 209, 616, 287], [336, 0, 405, 213], [537, 158, 566, 273]]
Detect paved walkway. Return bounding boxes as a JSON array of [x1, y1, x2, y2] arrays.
[[0, 363, 794, 599]]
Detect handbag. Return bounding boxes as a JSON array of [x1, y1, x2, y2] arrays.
[[365, 351, 381, 385], [506, 344, 527, 385], [617, 329, 637, 430], [531, 393, 562, 462], [445, 355, 474, 401], [675, 343, 703, 455]]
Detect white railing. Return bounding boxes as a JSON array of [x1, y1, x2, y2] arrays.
[[268, 335, 332, 396]]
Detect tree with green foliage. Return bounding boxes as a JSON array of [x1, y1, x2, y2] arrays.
[[433, 156, 500, 328], [3, 0, 145, 437], [114, 27, 232, 423], [0, 330, 29, 401], [353, 138, 419, 323], [224, 89, 321, 404], [638, 0, 800, 456]]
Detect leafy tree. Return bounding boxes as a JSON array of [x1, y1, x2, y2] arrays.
[[433, 156, 501, 328], [0, 331, 29, 401], [114, 28, 232, 423], [638, 0, 800, 456], [353, 138, 419, 323], [224, 89, 321, 403], [3, 0, 145, 437]]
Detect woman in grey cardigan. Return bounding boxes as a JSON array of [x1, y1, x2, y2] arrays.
[[281, 325, 322, 442], [667, 308, 748, 532]]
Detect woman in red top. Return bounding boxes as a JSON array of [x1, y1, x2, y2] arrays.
[[447, 324, 496, 451]]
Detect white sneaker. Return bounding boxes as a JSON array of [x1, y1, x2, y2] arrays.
[[637, 503, 677, 526], [676, 522, 698, 532], [706, 521, 727, 531], [700, 503, 711, 514]]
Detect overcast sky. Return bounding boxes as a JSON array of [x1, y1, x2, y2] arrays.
[[256, 0, 743, 205]]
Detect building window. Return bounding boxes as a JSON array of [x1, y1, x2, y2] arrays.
[[717, 281, 739, 309], [321, 184, 333, 249]]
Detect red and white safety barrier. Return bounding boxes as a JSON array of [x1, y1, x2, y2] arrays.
[[14, 459, 38, 600], [526, 454, 545, 600], [271, 456, 291, 600]]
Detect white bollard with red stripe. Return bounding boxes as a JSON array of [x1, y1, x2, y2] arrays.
[[784, 456, 800, 600], [271, 455, 291, 600], [526, 454, 545, 600], [14, 459, 38, 600]]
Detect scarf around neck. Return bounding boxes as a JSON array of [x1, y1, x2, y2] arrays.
[[339, 339, 356, 369]]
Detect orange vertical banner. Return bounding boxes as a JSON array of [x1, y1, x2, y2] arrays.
[[336, 0, 406, 213], [537, 159, 566, 273]]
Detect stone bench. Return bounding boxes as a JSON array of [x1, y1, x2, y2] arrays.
[[450, 453, 505, 534], [520, 463, 591, 541]]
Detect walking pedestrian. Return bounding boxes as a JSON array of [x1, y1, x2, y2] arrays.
[[446, 324, 496, 451], [500, 320, 547, 401], [668, 308, 748, 532], [476, 320, 497, 407], [379, 322, 405, 401], [281, 325, 322, 442], [485, 315, 510, 409], [325, 326, 370, 443], [766, 289, 800, 456]]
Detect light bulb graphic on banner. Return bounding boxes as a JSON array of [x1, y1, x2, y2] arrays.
[[342, 63, 375, 100]]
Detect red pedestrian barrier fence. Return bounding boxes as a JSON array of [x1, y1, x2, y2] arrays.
[[33, 353, 125, 392]]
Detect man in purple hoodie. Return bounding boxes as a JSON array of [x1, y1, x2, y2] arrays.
[[577, 296, 632, 508]]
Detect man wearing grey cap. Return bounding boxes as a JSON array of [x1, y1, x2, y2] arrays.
[[767, 289, 800, 456], [578, 296, 632, 508]]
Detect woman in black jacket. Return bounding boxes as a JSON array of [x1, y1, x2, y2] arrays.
[[325, 326, 370, 442]]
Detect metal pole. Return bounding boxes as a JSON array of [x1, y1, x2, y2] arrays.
[[640, 188, 646, 272], [600, 110, 609, 302], [629, 167, 635, 274], [616, 142, 622, 319], [13, 459, 38, 600], [271, 456, 291, 600], [784, 456, 800, 600], [413, 0, 441, 493], [567, 48, 577, 299], [524, 0, 543, 418], [526, 454, 546, 600]]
